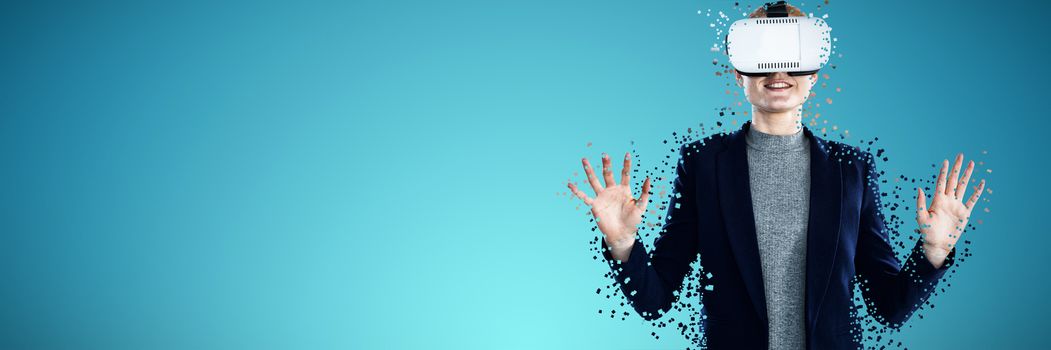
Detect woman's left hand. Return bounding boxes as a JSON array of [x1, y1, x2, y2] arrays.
[[916, 153, 986, 269]]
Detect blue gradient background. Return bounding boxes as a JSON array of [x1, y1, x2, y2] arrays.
[[1, 0, 1046, 348]]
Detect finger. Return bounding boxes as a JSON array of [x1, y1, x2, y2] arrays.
[[637, 176, 652, 212], [946, 153, 963, 196], [601, 153, 617, 188], [581, 157, 604, 194], [965, 179, 986, 211], [916, 187, 927, 213], [621, 152, 632, 186], [935, 159, 948, 196], [567, 182, 594, 206], [954, 160, 974, 199]]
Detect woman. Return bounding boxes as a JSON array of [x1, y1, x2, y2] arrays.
[[566, 2, 985, 349]]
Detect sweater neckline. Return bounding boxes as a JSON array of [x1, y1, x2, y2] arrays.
[[745, 122, 808, 152]]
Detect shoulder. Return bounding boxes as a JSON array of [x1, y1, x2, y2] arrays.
[[825, 139, 876, 169], [821, 139, 885, 193], [679, 131, 734, 160]]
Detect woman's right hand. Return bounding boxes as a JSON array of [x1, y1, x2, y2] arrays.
[[568, 152, 651, 261]]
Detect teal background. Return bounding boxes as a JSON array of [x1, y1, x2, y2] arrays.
[[1, 0, 1046, 348]]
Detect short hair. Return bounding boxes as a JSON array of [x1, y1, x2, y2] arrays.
[[748, 2, 806, 18]]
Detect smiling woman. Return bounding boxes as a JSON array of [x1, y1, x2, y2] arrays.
[[567, 1, 989, 349]]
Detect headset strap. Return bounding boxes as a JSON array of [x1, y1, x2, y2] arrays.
[[764, 1, 789, 17]]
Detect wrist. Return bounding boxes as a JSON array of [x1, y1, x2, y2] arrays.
[[921, 241, 951, 268], [605, 231, 637, 262], [605, 235, 635, 251], [922, 241, 952, 256]]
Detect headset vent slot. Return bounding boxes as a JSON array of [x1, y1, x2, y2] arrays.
[[757, 62, 802, 70], [756, 18, 799, 24]]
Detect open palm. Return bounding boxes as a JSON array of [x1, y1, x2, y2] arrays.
[[916, 153, 986, 260], [567, 152, 651, 251]]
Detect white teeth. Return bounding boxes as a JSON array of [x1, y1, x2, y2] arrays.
[[765, 82, 790, 88]]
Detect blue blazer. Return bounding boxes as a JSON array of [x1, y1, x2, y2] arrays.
[[601, 121, 955, 349]]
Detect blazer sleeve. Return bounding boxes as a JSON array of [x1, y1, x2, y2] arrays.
[[600, 143, 700, 321], [854, 151, 956, 328]]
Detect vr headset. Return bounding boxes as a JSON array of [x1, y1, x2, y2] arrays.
[[724, 1, 832, 77]]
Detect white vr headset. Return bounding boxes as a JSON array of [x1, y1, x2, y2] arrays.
[[724, 1, 832, 77]]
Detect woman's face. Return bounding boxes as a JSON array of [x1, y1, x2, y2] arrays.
[[736, 71, 819, 114]]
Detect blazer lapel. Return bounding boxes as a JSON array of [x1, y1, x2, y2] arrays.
[[716, 122, 768, 325], [802, 126, 843, 335]]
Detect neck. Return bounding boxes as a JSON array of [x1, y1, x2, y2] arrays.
[[750, 105, 803, 135]]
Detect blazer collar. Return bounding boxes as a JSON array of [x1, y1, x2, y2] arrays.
[[714, 120, 842, 333]]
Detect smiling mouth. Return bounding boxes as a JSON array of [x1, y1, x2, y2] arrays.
[[764, 81, 793, 91]]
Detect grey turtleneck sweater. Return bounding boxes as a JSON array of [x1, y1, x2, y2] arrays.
[[745, 124, 810, 350]]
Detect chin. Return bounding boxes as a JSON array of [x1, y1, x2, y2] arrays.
[[760, 102, 800, 113]]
